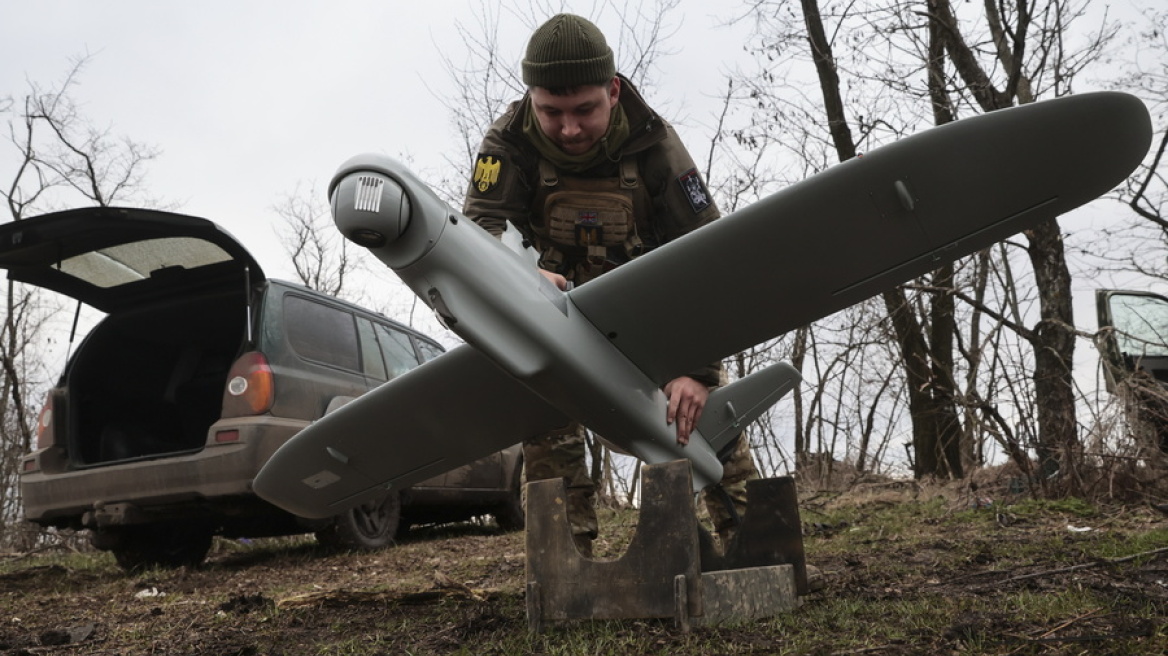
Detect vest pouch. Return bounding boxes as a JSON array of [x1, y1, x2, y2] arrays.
[[544, 190, 634, 249]]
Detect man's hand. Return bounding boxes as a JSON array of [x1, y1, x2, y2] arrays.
[[539, 268, 568, 291], [664, 376, 709, 445]]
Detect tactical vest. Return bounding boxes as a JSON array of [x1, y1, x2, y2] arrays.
[[529, 157, 654, 284]]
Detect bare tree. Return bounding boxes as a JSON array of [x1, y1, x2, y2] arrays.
[[274, 181, 356, 297], [723, 0, 1131, 494], [725, 0, 966, 478], [1105, 6, 1168, 275], [1, 54, 160, 545], [5, 55, 161, 214], [928, 0, 1123, 493], [1086, 5, 1168, 477]]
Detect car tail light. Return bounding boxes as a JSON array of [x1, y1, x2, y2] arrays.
[[221, 351, 274, 417], [34, 395, 54, 450]]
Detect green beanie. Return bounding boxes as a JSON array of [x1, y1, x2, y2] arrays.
[[522, 14, 616, 89]]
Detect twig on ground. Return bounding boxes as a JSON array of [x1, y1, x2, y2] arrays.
[[1034, 607, 1103, 639], [999, 546, 1168, 584], [831, 645, 900, 655], [2, 544, 67, 561]]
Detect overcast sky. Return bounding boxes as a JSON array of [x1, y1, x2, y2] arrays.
[[2, 1, 1162, 397], [0, 1, 750, 284], [3, 1, 1165, 473]]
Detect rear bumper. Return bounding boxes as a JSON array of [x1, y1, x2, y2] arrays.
[[21, 417, 305, 527]]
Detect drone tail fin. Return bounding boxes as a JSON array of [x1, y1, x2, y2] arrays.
[[698, 362, 802, 454]]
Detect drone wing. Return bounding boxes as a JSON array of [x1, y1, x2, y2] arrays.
[[570, 92, 1152, 385], [252, 344, 568, 518]]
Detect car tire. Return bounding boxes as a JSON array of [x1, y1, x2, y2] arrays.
[[105, 523, 214, 572], [316, 491, 401, 551], [493, 484, 525, 531]]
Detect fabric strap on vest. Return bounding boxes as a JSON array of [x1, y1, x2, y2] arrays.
[[533, 157, 648, 276], [539, 158, 638, 189]]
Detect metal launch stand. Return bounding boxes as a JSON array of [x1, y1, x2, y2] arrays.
[[525, 459, 808, 632]]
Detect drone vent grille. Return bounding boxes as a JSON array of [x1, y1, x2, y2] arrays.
[[354, 176, 384, 212]]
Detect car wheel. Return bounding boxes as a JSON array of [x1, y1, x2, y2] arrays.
[[316, 491, 401, 551], [493, 484, 525, 531], [104, 523, 214, 572]]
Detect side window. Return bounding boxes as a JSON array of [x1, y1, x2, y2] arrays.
[[356, 318, 388, 381], [376, 324, 421, 378], [283, 295, 360, 371], [1109, 293, 1168, 358], [415, 338, 444, 362]]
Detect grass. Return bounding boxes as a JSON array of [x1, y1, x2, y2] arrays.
[[0, 491, 1164, 654]]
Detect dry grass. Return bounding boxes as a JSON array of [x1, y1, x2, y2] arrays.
[[0, 478, 1165, 655]]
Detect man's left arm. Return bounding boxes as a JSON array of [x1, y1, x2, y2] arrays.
[[644, 124, 725, 442]]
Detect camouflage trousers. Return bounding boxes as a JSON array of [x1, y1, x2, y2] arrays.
[[523, 423, 759, 549], [700, 431, 759, 545], [523, 424, 598, 544]]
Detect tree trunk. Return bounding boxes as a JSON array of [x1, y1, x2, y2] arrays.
[[1024, 218, 1079, 493], [926, 265, 965, 478], [882, 287, 963, 478], [931, 0, 1081, 491], [802, 0, 965, 478], [790, 326, 809, 461]]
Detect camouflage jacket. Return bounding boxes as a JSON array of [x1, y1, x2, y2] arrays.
[[462, 76, 722, 387]]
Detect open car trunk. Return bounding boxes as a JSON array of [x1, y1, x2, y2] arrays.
[[0, 207, 264, 466], [66, 289, 249, 465]]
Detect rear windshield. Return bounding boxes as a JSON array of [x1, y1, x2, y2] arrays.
[[60, 237, 234, 288]]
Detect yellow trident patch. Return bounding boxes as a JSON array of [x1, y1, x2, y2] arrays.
[[474, 155, 502, 194]]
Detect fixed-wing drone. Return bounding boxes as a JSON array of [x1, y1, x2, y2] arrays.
[[254, 92, 1151, 519]]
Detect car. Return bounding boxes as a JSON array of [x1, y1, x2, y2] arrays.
[[0, 207, 524, 571], [1096, 288, 1168, 455], [1096, 289, 1168, 385]]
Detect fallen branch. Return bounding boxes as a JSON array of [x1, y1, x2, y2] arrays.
[[2, 544, 71, 561], [999, 546, 1168, 584], [1034, 607, 1102, 640]]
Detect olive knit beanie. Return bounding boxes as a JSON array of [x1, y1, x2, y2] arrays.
[[522, 14, 616, 88]]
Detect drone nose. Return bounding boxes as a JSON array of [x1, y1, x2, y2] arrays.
[[330, 171, 411, 247]]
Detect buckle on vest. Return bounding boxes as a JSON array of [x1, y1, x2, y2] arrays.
[[625, 235, 648, 259], [575, 223, 604, 247], [576, 255, 619, 283], [585, 244, 607, 266]]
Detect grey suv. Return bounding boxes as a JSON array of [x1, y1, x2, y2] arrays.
[[0, 207, 524, 570]]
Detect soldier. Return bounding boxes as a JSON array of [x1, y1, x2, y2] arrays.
[[463, 13, 758, 557]]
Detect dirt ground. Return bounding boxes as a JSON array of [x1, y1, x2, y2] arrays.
[[0, 483, 1166, 655]]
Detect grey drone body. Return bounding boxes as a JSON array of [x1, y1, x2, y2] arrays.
[[253, 92, 1151, 520], [330, 156, 750, 488]]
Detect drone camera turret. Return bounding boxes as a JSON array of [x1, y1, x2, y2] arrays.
[[330, 171, 411, 248]]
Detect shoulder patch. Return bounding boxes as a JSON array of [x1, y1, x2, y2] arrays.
[[677, 168, 712, 214], [473, 153, 504, 196]]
